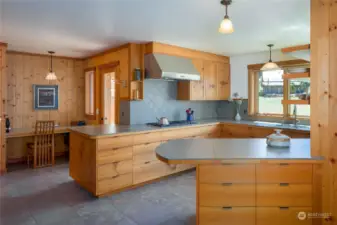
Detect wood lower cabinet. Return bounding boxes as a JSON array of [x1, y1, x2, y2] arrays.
[[199, 183, 255, 207], [199, 207, 256, 225], [256, 207, 312, 225], [69, 123, 311, 197], [197, 163, 318, 225]]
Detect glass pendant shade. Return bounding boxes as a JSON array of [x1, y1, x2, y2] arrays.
[[45, 51, 57, 80], [261, 61, 281, 71], [219, 16, 234, 34], [45, 71, 57, 80], [261, 44, 280, 71]]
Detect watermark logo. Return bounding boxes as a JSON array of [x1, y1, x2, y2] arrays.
[[298, 211, 332, 220], [298, 212, 307, 220]]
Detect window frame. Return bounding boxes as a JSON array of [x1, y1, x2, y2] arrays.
[[84, 67, 96, 120], [248, 60, 310, 120]]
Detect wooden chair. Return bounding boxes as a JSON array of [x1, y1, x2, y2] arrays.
[[27, 121, 55, 168]]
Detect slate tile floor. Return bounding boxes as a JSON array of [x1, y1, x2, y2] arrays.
[[0, 163, 196, 225]]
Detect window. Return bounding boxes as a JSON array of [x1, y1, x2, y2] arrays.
[[85, 68, 96, 119], [248, 61, 310, 118]]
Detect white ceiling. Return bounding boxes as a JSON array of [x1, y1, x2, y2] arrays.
[[0, 0, 310, 58]]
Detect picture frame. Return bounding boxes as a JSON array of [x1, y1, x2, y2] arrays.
[[33, 85, 59, 110]]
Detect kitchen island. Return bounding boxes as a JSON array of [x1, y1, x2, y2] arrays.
[[156, 138, 323, 225], [68, 119, 310, 197]]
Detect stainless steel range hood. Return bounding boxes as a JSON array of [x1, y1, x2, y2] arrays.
[[144, 53, 200, 81]]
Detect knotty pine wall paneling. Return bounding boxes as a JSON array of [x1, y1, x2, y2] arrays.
[[311, 0, 337, 223], [0, 43, 7, 173], [6, 52, 85, 129]]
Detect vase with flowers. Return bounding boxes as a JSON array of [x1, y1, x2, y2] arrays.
[[232, 92, 243, 121]]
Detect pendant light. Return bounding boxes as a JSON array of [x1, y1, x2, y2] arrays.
[[219, 0, 234, 34], [45, 51, 57, 80], [261, 44, 280, 71]]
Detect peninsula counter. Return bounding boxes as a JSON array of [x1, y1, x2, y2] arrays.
[[156, 139, 323, 225]]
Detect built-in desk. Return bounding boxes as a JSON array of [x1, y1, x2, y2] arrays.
[[6, 126, 71, 138], [5, 126, 72, 163]]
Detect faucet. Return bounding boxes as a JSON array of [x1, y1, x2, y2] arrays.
[[293, 105, 300, 126]]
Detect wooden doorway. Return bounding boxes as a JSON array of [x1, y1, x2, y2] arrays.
[[99, 63, 120, 125]]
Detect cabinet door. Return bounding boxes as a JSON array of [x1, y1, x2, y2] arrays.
[[204, 61, 218, 100], [190, 59, 204, 100], [217, 63, 230, 100]]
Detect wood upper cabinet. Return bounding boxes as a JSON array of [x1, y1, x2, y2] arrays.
[[217, 62, 230, 100], [178, 59, 230, 101], [177, 59, 204, 100], [204, 61, 218, 100]]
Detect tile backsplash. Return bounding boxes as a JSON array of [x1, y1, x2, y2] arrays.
[[119, 79, 306, 125], [127, 80, 221, 124]]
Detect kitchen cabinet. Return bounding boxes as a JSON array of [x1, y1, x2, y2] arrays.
[[177, 59, 204, 100], [217, 63, 230, 100], [198, 163, 316, 225], [69, 122, 310, 197], [178, 59, 230, 101]]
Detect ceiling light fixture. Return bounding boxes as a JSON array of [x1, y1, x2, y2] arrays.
[[261, 44, 281, 71], [219, 0, 234, 34], [45, 51, 57, 80]]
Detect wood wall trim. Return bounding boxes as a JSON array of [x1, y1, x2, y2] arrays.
[[281, 44, 311, 53], [144, 42, 230, 63], [311, 0, 336, 222], [6, 50, 82, 60], [85, 43, 130, 60], [247, 59, 309, 70]]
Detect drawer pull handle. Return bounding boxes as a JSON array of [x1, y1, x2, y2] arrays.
[[222, 207, 232, 210], [280, 163, 289, 166], [280, 183, 289, 186], [145, 161, 151, 164], [222, 183, 233, 186], [279, 207, 289, 210], [221, 163, 232, 165]]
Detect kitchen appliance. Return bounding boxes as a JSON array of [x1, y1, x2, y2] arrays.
[[147, 120, 197, 127], [156, 117, 170, 126], [144, 53, 200, 81], [266, 129, 290, 148]]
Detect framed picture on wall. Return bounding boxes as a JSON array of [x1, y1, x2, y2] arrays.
[[33, 85, 59, 110]]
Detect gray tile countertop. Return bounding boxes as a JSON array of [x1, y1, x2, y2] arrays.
[[156, 139, 322, 162], [68, 118, 310, 138]]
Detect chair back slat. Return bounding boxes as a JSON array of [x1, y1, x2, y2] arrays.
[[33, 121, 55, 168]]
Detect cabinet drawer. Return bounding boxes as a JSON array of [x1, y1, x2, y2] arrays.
[[97, 135, 133, 150], [133, 160, 170, 184], [256, 164, 312, 183], [97, 173, 132, 195], [133, 142, 162, 165], [97, 160, 132, 180], [97, 147, 132, 165], [199, 207, 255, 225], [256, 207, 312, 225], [133, 132, 162, 145], [199, 164, 255, 183], [199, 184, 255, 207], [161, 128, 195, 140], [257, 184, 312, 207]]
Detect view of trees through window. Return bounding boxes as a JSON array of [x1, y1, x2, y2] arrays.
[[258, 70, 310, 116]]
